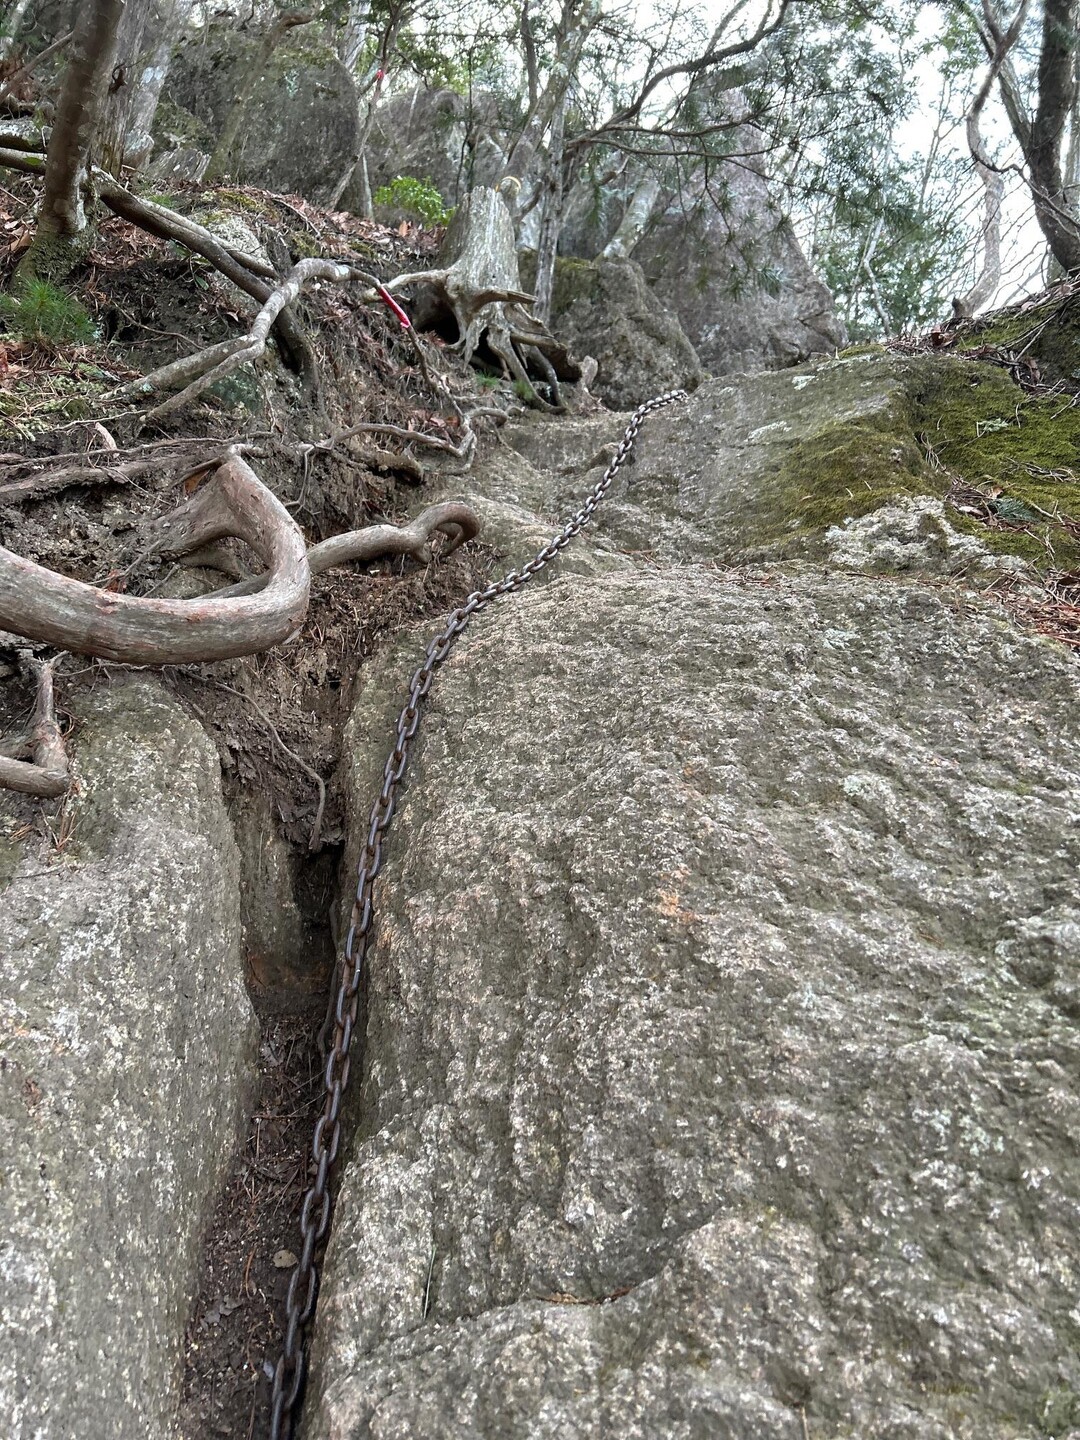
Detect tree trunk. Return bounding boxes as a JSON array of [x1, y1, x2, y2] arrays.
[[601, 171, 661, 261], [1027, 0, 1080, 273], [19, 0, 124, 280], [531, 95, 567, 324], [100, 0, 192, 174], [390, 186, 579, 406], [0, 0, 32, 58]]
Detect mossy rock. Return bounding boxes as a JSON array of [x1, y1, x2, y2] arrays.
[[169, 24, 359, 203], [516, 348, 1080, 578]]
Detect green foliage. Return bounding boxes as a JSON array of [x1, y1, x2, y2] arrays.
[[0, 280, 97, 346], [373, 176, 453, 227], [476, 372, 502, 390]]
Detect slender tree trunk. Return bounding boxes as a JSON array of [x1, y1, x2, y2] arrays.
[[20, 0, 124, 280], [1027, 0, 1080, 273], [99, 0, 192, 174], [327, 65, 386, 210], [532, 98, 566, 324], [601, 171, 661, 261], [0, 0, 32, 58]]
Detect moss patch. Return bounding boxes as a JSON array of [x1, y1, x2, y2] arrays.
[[910, 359, 1080, 571], [752, 354, 1080, 574], [966, 292, 1080, 386], [769, 395, 927, 548]]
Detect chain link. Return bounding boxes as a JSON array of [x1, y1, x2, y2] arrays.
[[268, 388, 687, 1439]]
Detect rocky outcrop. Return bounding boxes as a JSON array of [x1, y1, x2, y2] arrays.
[[522, 253, 704, 409], [634, 156, 847, 374], [362, 88, 844, 380], [308, 561, 1080, 1440], [166, 28, 359, 201], [0, 678, 257, 1440], [304, 345, 1080, 1437], [489, 349, 1078, 580], [362, 86, 473, 209]]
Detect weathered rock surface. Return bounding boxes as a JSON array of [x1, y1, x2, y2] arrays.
[[362, 86, 473, 208], [635, 155, 847, 374], [0, 678, 257, 1440], [524, 254, 704, 410], [485, 350, 1072, 583], [168, 28, 359, 201], [307, 559, 1080, 1439]]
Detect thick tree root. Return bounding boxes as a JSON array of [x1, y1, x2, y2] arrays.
[[0, 655, 68, 797], [200, 501, 481, 598], [0, 451, 310, 664]]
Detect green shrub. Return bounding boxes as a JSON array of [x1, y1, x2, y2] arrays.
[[373, 175, 453, 227], [0, 280, 97, 345]]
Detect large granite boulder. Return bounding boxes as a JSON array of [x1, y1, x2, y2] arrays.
[[302, 342, 1080, 1437], [167, 26, 359, 201], [307, 560, 1080, 1439], [0, 678, 257, 1440], [521, 252, 704, 409], [361, 86, 472, 209]]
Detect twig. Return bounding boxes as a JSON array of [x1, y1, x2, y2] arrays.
[[0, 31, 73, 101]]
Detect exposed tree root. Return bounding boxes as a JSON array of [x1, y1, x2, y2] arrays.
[[378, 187, 580, 409], [0, 451, 310, 665], [108, 257, 359, 422], [0, 653, 68, 797], [0, 437, 233, 502], [191, 501, 480, 598]]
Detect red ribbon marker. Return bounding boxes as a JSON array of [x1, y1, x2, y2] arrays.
[[376, 284, 411, 329]]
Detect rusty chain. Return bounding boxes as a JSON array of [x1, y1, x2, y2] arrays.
[[268, 388, 687, 1439]]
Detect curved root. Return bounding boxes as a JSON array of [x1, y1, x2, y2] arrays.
[[194, 501, 481, 599], [0, 452, 310, 664], [0, 656, 69, 798]]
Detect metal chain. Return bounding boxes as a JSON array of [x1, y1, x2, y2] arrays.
[[268, 388, 687, 1440]]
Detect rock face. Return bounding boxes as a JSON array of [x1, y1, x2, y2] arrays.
[[363, 86, 473, 207], [0, 679, 257, 1440], [305, 347, 1080, 1438], [167, 28, 359, 201], [363, 87, 844, 379], [531, 254, 704, 409], [634, 156, 847, 374], [308, 563, 1080, 1440], [491, 349, 1080, 580]]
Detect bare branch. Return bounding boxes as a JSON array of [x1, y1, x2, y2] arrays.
[[567, 0, 792, 153], [958, 1, 1029, 314]]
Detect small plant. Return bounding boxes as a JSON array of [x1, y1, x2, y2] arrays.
[[512, 377, 537, 403], [0, 280, 97, 346], [373, 175, 453, 228], [476, 371, 502, 391]]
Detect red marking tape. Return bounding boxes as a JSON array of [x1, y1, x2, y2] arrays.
[[376, 284, 411, 329]]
